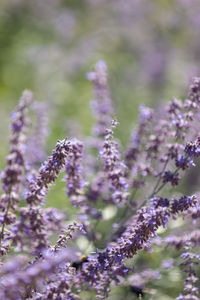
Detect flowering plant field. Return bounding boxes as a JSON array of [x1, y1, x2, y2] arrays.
[[0, 61, 199, 299]]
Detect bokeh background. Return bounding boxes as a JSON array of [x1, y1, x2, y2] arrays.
[[0, 0, 200, 299]]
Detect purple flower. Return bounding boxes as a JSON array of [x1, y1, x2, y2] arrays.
[[0, 65, 200, 300], [170, 195, 196, 214], [100, 121, 129, 204], [26, 139, 72, 205], [162, 170, 180, 186], [0, 90, 33, 254], [184, 138, 200, 157], [88, 60, 114, 140], [65, 138, 86, 206], [151, 196, 170, 208], [26, 102, 49, 170]]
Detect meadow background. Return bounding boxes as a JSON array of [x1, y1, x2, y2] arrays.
[[0, 1, 200, 299]]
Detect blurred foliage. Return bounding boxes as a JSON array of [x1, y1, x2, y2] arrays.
[[0, 0, 200, 298]]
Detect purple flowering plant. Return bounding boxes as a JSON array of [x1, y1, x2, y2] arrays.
[[0, 61, 200, 300]]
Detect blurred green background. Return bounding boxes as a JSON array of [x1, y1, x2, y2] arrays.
[[0, 1, 200, 299], [1, 0, 200, 150]]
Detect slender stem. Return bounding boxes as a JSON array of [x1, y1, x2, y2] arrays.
[[151, 159, 169, 197], [106, 189, 138, 242], [137, 165, 181, 211], [151, 166, 181, 197]]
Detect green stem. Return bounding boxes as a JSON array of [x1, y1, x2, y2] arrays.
[[151, 159, 169, 197]]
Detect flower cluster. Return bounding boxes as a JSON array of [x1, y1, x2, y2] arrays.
[[74, 195, 197, 299], [0, 63, 200, 300], [0, 249, 75, 300], [0, 90, 33, 255]]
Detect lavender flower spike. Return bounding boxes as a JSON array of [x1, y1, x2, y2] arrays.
[[26, 139, 72, 206], [26, 101, 49, 169], [65, 138, 86, 206], [0, 90, 33, 252], [52, 221, 85, 252], [125, 104, 153, 169], [11, 139, 73, 254], [100, 119, 129, 204], [87, 60, 114, 139]]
